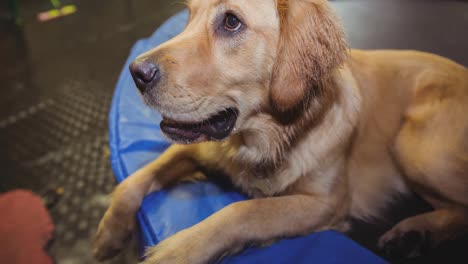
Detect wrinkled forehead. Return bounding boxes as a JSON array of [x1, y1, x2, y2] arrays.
[[187, 0, 279, 28]]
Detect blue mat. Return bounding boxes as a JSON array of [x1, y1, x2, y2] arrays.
[[109, 10, 387, 264]]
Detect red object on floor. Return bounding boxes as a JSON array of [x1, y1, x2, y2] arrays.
[[0, 190, 54, 264]]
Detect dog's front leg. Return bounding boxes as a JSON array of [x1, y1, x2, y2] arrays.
[[143, 194, 342, 264], [93, 144, 204, 261]]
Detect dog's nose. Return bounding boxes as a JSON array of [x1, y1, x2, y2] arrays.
[[129, 60, 160, 93]]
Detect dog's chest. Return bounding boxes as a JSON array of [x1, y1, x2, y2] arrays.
[[226, 164, 287, 198], [210, 139, 285, 197], [218, 153, 308, 198], [214, 135, 335, 198]]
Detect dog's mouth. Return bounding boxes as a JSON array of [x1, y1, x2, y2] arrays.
[[160, 108, 238, 144]]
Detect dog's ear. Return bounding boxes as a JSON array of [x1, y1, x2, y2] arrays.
[[270, 0, 347, 113]]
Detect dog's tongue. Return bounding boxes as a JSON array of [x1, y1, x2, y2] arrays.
[[160, 109, 237, 143]]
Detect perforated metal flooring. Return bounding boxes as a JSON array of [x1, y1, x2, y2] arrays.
[[0, 77, 137, 263], [0, 0, 184, 263]]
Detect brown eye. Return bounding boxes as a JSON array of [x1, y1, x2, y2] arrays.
[[224, 13, 242, 32]]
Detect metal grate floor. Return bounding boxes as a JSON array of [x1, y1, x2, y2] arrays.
[[1, 0, 185, 262], [0, 78, 137, 263]]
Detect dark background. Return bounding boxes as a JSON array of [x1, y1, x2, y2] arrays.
[[1, 0, 467, 263]]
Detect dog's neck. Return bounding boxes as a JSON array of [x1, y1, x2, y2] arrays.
[[238, 67, 358, 164], [226, 65, 361, 196]]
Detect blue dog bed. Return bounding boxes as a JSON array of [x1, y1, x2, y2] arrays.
[[109, 10, 386, 264]]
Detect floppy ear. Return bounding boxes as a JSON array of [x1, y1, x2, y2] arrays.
[[270, 0, 347, 113]]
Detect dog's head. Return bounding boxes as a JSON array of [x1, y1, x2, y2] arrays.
[[130, 0, 346, 144]]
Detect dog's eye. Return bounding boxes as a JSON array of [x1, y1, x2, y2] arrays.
[[224, 13, 242, 32]]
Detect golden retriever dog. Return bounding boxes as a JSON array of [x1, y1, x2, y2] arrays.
[[93, 0, 468, 262]]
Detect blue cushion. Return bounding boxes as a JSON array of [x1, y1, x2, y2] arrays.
[[109, 9, 387, 264]]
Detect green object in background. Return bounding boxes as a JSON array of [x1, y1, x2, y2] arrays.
[[3, 0, 76, 24], [36, 0, 77, 22], [50, 0, 60, 9]]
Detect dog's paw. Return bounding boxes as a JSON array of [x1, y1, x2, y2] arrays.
[[93, 209, 134, 261], [141, 228, 214, 264], [378, 229, 431, 260]]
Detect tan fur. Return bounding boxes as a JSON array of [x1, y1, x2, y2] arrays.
[[271, 0, 347, 113], [94, 0, 468, 263]]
